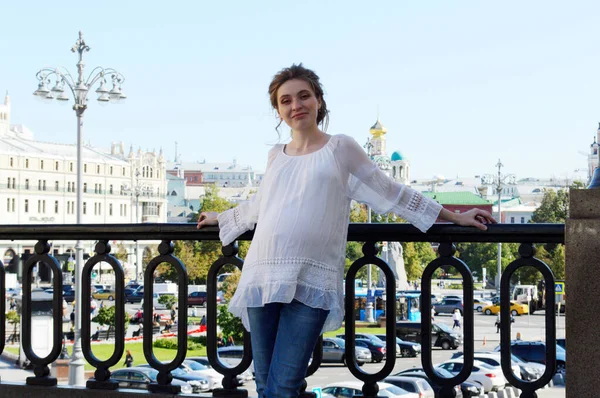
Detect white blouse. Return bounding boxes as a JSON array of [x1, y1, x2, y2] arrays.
[[217, 134, 442, 333]]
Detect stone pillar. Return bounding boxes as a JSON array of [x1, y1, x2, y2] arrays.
[[566, 189, 600, 398]]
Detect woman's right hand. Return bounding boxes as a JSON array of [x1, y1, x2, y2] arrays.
[[197, 211, 218, 229]]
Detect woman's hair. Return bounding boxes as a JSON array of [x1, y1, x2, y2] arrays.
[[268, 63, 329, 134]]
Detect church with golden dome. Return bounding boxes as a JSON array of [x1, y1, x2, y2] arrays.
[[364, 116, 411, 186]]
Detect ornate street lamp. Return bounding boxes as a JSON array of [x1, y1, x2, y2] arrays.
[[482, 159, 516, 296], [33, 31, 126, 386]]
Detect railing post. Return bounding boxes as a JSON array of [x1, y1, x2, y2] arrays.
[[22, 240, 63, 386], [207, 242, 250, 398], [566, 188, 600, 398], [344, 241, 397, 398], [81, 240, 125, 389], [421, 242, 473, 398]]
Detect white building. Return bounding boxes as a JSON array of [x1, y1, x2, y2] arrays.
[[0, 93, 168, 281]]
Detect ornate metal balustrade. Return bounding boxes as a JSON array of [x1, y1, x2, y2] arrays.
[[0, 223, 564, 398]]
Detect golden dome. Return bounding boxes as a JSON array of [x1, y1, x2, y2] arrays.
[[369, 117, 387, 136]]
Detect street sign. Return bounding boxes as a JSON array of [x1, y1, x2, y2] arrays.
[[555, 282, 565, 295], [312, 387, 322, 398]]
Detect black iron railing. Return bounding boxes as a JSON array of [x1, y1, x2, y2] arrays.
[[0, 223, 563, 398]]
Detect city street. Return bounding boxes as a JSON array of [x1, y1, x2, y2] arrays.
[[2, 295, 566, 396]]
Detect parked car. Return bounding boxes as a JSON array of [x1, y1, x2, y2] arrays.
[[393, 370, 466, 397], [187, 291, 221, 307], [436, 359, 507, 393], [556, 338, 565, 351], [374, 334, 421, 357], [396, 321, 462, 350], [217, 346, 255, 376], [62, 289, 76, 303], [187, 356, 254, 385], [384, 375, 435, 398], [494, 340, 566, 374], [182, 359, 223, 391], [111, 367, 193, 394], [126, 282, 143, 291], [322, 337, 371, 366], [355, 339, 386, 363], [92, 289, 116, 301], [138, 364, 210, 393], [483, 301, 529, 316], [322, 381, 418, 397], [450, 351, 522, 380], [433, 298, 464, 315], [473, 298, 492, 312], [125, 289, 144, 304]]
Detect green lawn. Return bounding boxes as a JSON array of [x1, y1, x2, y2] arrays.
[[3, 326, 386, 371]]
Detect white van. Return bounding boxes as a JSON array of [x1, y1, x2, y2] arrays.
[[140, 292, 177, 309]]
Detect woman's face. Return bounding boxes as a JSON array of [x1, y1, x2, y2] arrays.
[[276, 79, 321, 131]]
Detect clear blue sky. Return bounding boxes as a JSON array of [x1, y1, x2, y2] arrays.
[[1, 1, 599, 181]]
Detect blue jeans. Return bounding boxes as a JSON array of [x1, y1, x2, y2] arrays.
[[247, 300, 329, 398]]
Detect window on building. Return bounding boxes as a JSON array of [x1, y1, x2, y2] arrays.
[[97, 165, 100, 174], [119, 204, 122, 216], [55, 201, 59, 214], [25, 159, 29, 168], [42, 200, 46, 214], [9, 157, 13, 167], [94, 183, 98, 194], [38, 180, 42, 191], [25, 179, 29, 190], [98, 203, 101, 215], [510, 217, 515, 224], [24, 199, 28, 213], [43, 180, 46, 191], [6, 198, 10, 212], [40, 160, 44, 169], [6, 177, 9, 188], [124, 204, 127, 217], [84, 164, 87, 173], [38, 200, 41, 213], [83, 183, 87, 193], [11, 198, 15, 212], [99, 184, 102, 193], [521, 217, 525, 224], [83, 202, 87, 215], [109, 185, 113, 194], [94, 203, 97, 215], [123, 167, 126, 176], [110, 166, 113, 175], [55, 181, 59, 191], [70, 163, 73, 172], [109, 203, 113, 216], [55, 161, 59, 171], [12, 178, 15, 189]]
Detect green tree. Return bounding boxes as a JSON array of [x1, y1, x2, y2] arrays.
[[91, 305, 129, 331], [456, 242, 520, 284], [402, 242, 437, 281], [530, 181, 584, 223], [217, 305, 244, 343], [158, 294, 178, 310], [6, 310, 20, 342], [114, 243, 128, 262]]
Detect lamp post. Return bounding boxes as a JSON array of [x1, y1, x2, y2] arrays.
[[33, 31, 125, 386], [482, 159, 515, 296], [125, 168, 150, 281]]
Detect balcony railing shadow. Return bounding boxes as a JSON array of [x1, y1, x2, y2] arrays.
[[0, 223, 564, 398]]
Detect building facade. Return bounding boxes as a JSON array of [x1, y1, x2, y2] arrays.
[[0, 93, 168, 281]]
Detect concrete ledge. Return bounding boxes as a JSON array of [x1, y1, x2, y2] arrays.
[[0, 382, 197, 398]]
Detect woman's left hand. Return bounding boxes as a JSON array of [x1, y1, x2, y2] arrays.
[[450, 208, 497, 231]]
